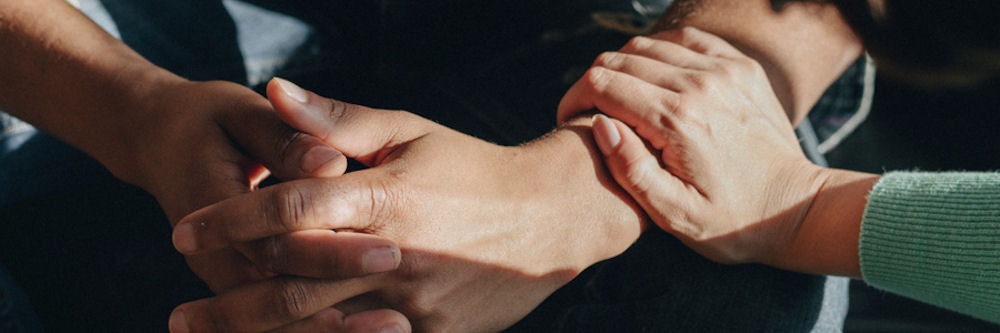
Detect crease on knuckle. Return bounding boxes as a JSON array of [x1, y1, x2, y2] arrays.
[[594, 51, 623, 69], [274, 185, 308, 233], [363, 173, 400, 233], [327, 99, 350, 124], [685, 71, 714, 92], [273, 129, 305, 168], [622, 157, 655, 200], [624, 36, 652, 52], [582, 67, 611, 96], [661, 94, 686, 122], [715, 61, 741, 82], [398, 291, 435, 319], [272, 280, 312, 322]]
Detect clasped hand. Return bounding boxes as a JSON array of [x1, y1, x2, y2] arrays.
[[166, 79, 643, 332]]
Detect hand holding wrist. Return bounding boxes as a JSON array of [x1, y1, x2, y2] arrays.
[[167, 80, 648, 332]]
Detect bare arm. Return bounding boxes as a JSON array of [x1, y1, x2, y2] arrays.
[[0, 0, 181, 180], [164, 1, 874, 332]]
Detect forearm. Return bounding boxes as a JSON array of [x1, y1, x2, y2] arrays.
[[0, 0, 183, 173], [654, 0, 863, 124]]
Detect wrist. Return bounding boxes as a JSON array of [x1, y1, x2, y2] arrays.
[[514, 116, 647, 272], [768, 167, 878, 277], [88, 66, 187, 188]]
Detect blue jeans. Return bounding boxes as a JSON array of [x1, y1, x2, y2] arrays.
[[0, 1, 847, 331]]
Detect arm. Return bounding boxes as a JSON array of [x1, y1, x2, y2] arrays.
[[858, 172, 1000, 323], [0, 0, 330, 216], [162, 1, 867, 332], [0, 0, 176, 176], [0, 0, 402, 310]]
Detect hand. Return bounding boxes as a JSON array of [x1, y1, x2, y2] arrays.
[[166, 79, 644, 332], [103, 79, 400, 292], [557, 27, 826, 265]]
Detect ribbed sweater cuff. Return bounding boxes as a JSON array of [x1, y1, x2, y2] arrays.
[[860, 171, 1000, 323]]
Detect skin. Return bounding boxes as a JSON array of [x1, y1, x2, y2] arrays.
[[169, 1, 867, 331], [0, 0, 402, 330], [1, 0, 866, 331], [167, 78, 646, 333], [560, 26, 879, 278]]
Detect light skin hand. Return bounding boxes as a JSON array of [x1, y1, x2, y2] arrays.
[[646, 0, 863, 125], [560, 27, 878, 277], [167, 78, 645, 333], [559, 27, 825, 264]]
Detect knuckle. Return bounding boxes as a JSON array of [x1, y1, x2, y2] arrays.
[[364, 174, 400, 233], [398, 292, 435, 319], [664, 94, 688, 120], [581, 67, 612, 95], [623, 160, 657, 199], [678, 26, 701, 43], [742, 58, 768, 78], [594, 51, 623, 68], [271, 280, 312, 322], [326, 99, 351, 123], [684, 71, 716, 92], [272, 185, 309, 232], [623, 35, 653, 52], [273, 129, 306, 167]]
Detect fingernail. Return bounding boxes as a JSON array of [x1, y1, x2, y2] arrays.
[[168, 308, 189, 333], [363, 246, 400, 274], [379, 325, 405, 333], [172, 223, 198, 254], [275, 77, 308, 104], [301, 145, 342, 174], [592, 114, 621, 155]]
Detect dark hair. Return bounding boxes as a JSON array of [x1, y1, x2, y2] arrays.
[[834, 0, 1000, 86]]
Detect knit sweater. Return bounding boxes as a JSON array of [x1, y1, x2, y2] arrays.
[[860, 171, 1000, 323]]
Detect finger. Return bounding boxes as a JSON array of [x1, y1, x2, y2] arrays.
[[268, 308, 410, 333], [341, 309, 410, 333], [267, 308, 347, 333], [653, 26, 745, 59], [591, 115, 694, 233], [558, 67, 680, 150], [615, 35, 716, 70], [168, 276, 379, 333], [267, 78, 432, 166], [173, 177, 384, 255], [590, 51, 694, 92], [242, 230, 401, 278], [216, 94, 348, 180], [186, 249, 270, 293]]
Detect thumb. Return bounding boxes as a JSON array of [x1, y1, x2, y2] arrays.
[[592, 114, 690, 231], [267, 78, 432, 166]]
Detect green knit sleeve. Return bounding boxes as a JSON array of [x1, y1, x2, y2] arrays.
[[860, 171, 1000, 323]]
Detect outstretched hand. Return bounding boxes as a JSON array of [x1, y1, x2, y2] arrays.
[[558, 27, 827, 265]]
